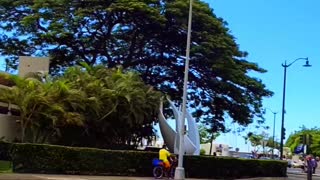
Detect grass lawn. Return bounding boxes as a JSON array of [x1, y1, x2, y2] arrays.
[[0, 160, 12, 173]]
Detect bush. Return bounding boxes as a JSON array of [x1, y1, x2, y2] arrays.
[[0, 141, 12, 161], [200, 149, 206, 155], [184, 156, 287, 179], [10, 143, 156, 176], [10, 143, 287, 178], [0, 73, 15, 87]]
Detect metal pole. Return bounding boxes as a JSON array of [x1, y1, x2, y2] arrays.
[[280, 62, 287, 160], [175, 0, 193, 179], [272, 112, 276, 159]]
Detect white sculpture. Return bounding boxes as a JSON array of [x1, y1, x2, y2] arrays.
[[158, 97, 200, 155]]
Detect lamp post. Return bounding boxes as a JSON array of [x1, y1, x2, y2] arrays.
[[279, 57, 311, 160], [174, 0, 193, 179], [265, 108, 277, 159]]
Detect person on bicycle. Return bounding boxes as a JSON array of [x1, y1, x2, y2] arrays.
[[159, 144, 171, 175]]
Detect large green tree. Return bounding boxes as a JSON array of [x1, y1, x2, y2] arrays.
[[0, 0, 273, 132], [199, 124, 220, 155], [266, 137, 280, 150], [285, 126, 320, 156], [199, 124, 220, 144]]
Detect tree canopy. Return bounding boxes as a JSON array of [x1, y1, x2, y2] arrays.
[[245, 132, 264, 148], [0, 0, 273, 132], [198, 124, 219, 144], [243, 131, 280, 153], [285, 126, 320, 156]]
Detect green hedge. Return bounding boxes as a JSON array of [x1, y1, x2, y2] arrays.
[[184, 156, 287, 179], [0, 141, 12, 161], [10, 143, 156, 176], [9, 143, 287, 178]]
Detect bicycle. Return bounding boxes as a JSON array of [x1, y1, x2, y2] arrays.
[[152, 156, 177, 179]]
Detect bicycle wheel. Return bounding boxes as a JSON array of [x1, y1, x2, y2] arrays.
[[153, 166, 163, 179], [170, 167, 175, 178]]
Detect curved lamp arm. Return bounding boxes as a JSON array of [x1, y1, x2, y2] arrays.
[[265, 108, 277, 114], [282, 57, 308, 68]]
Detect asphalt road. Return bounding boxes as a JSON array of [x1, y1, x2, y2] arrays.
[[287, 173, 320, 180], [0, 173, 318, 180]]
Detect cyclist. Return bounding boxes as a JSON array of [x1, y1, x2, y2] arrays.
[[159, 144, 171, 176]]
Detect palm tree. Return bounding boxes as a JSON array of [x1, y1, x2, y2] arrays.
[[57, 64, 162, 148], [245, 132, 263, 152], [0, 73, 87, 143], [0, 64, 162, 148], [0, 74, 50, 142], [31, 79, 89, 143]]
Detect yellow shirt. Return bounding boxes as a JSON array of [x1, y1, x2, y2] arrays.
[[159, 148, 171, 162]]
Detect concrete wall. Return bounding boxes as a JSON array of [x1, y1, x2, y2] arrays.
[[18, 56, 50, 77], [0, 114, 19, 142]]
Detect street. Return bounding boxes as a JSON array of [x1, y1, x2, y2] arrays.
[[0, 173, 319, 180], [287, 173, 320, 180], [287, 167, 320, 179]]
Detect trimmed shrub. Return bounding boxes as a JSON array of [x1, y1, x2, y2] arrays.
[[0, 73, 15, 87], [0, 141, 12, 161], [199, 148, 206, 155], [184, 156, 287, 179], [10, 143, 287, 178], [10, 143, 156, 176]]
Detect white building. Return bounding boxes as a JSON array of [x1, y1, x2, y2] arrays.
[[0, 56, 49, 142], [200, 141, 230, 156]]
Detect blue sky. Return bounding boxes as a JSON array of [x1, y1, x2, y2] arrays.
[[207, 0, 320, 152]]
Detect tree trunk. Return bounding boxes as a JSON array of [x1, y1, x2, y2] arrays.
[[33, 128, 41, 143], [21, 126, 26, 142], [209, 135, 214, 155], [20, 116, 26, 142]]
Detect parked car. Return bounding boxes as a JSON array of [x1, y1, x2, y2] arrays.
[[241, 155, 254, 159], [259, 157, 271, 160], [292, 160, 304, 168]]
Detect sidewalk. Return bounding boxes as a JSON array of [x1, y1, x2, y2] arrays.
[[0, 173, 288, 180], [287, 168, 320, 176]]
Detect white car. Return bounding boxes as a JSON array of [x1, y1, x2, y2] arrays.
[[292, 160, 304, 168]]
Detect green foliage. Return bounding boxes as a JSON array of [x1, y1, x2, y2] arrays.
[[0, 73, 15, 87], [198, 124, 219, 144], [55, 65, 162, 148], [0, 160, 12, 173], [0, 141, 12, 161], [266, 137, 280, 149], [244, 132, 264, 147], [285, 126, 320, 155], [200, 148, 206, 155], [11, 143, 155, 176], [0, 0, 273, 133], [185, 156, 286, 179], [0, 72, 86, 143], [10, 143, 286, 178], [0, 65, 161, 148]]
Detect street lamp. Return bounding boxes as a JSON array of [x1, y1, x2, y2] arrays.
[[279, 57, 311, 160], [265, 108, 277, 159], [174, 0, 193, 179]]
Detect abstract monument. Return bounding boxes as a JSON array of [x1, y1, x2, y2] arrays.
[[158, 97, 200, 155]]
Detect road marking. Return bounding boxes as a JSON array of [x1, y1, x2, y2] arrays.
[[33, 175, 88, 180]]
